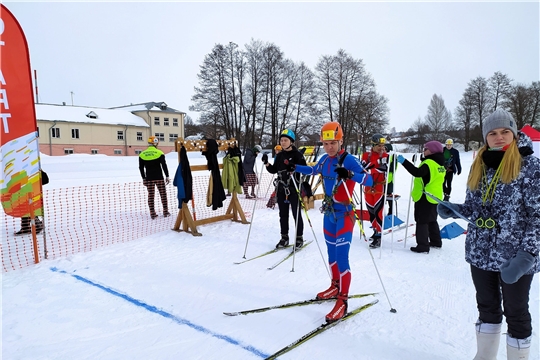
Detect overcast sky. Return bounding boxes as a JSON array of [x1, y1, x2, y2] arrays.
[[5, 1, 539, 132]]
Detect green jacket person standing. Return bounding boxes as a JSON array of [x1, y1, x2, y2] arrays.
[[139, 136, 171, 219]]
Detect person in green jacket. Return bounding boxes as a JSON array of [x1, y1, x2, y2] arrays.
[[397, 141, 446, 253], [139, 136, 170, 219]]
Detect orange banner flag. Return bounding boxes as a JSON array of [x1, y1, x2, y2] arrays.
[[0, 4, 43, 218]]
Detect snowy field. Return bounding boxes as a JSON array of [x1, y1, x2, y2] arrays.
[[2, 146, 539, 360]]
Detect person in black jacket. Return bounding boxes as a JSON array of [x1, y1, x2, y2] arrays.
[[397, 141, 446, 253], [262, 129, 307, 248], [243, 145, 261, 198], [139, 136, 170, 219], [442, 139, 462, 201], [15, 170, 48, 235]]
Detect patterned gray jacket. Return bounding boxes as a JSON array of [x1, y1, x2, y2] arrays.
[[457, 132, 540, 273]]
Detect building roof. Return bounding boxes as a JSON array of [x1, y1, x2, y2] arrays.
[[109, 101, 184, 114], [35, 103, 150, 127]]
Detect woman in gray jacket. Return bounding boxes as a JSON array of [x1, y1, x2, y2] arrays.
[[438, 109, 540, 360]]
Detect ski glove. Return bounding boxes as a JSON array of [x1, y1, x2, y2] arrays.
[[397, 155, 405, 164], [334, 167, 350, 180], [261, 153, 268, 164], [500, 250, 536, 284], [284, 159, 295, 172], [437, 201, 460, 219], [165, 177, 170, 185]]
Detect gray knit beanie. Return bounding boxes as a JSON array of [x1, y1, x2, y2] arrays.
[[482, 109, 518, 141]]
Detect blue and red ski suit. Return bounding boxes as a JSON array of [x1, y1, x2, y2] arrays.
[[295, 150, 372, 296]]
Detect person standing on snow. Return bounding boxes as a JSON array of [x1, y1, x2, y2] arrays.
[[442, 139, 462, 201], [438, 109, 540, 360], [262, 129, 306, 248], [361, 134, 389, 248], [293, 122, 373, 322], [242, 145, 262, 199], [139, 136, 170, 219], [397, 140, 445, 253]]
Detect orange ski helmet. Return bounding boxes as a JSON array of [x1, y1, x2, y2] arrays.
[[320, 122, 344, 141]]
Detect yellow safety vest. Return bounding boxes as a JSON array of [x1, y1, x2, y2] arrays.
[[411, 159, 445, 203]]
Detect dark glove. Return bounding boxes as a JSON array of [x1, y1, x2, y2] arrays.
[[397, 155, 405, 164], [437, 201, 459, 219], [500, 250, 536, 284], [284, 159, 295, 172], [261, 153, 268, 164], [457, 171, 461, 175], [165, 177, 170, 185], [334, 167, 350, 180], [378, 157, 387, 165]]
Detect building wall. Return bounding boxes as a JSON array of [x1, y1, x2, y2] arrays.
[[36, 110, 184, 156]]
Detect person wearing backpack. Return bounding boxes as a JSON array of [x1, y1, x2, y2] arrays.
[[292, 122, 373, 322], [262, 129, 306, 248]]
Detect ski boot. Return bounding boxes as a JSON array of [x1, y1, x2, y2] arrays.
[[325, 293, 348, 323], [316, 279, 339, 300], [369, 233, 381, 248], [295, 236, 304, 249], [275, 234, 289, 249]]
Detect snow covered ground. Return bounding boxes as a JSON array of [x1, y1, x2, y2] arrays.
[[2, 147, 539, 360]]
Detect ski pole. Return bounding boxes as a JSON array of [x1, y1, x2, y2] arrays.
[[241, 161, 267, 259], [290, 174, 331, 278], [340, 178, 397, 313], [423, 191, 475, 225], [403, 153, 418, 248]]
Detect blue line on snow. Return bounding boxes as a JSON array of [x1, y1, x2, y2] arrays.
[[50, 267, 269, 358]]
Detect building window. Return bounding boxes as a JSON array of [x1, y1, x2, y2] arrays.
[[91, 149, 99, 154], [155, 133, 165, 142], [164, 117, 169, 126], [117, 131, 124, 140], [169, 133, 178, 142], [64, 148, 74, 154], [135, 150, 142, 155], [114, 149, 122, 155], [72, 129, 80, 139], [173, 118, 178, 127], [154, 117, 160, 126], [51, 128, 60, 138], [136, 132, 143, 141]]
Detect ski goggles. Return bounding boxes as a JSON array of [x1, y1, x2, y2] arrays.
[[475, 217, 496, 229]]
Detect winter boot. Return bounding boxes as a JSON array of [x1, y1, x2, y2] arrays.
[[15, 217, 32, 235], [325, 293, 348, 323], [506, 334, 531, 360], [473, 321, 501, 360], [369, 234, 381, 249], [410, 246, 430, 254], [35, 218, 44, 234], [276, 234, 289, 249], [316, 279, 339, 300], [295, 236, 304, 248]]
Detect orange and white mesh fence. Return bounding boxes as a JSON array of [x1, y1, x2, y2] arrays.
[[2, 173, 281, 272]]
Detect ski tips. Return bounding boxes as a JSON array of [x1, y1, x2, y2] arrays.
[[223, 312, 241, 316]]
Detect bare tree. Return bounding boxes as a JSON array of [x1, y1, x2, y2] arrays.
[[466, 76, 492, 144], [454, 88, 476, 151], [425, 94, 452, 140], [505, 82, 540, 129], [489, 71, 513, 111]]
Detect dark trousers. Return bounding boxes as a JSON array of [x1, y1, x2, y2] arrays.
[[443, 172, 454, 195], [147, 180, 168, 215], [470, 264, 534, 339], [276, 185, 303, 237]]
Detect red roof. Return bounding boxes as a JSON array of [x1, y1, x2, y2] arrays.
[[521, 125, 540, 141]]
